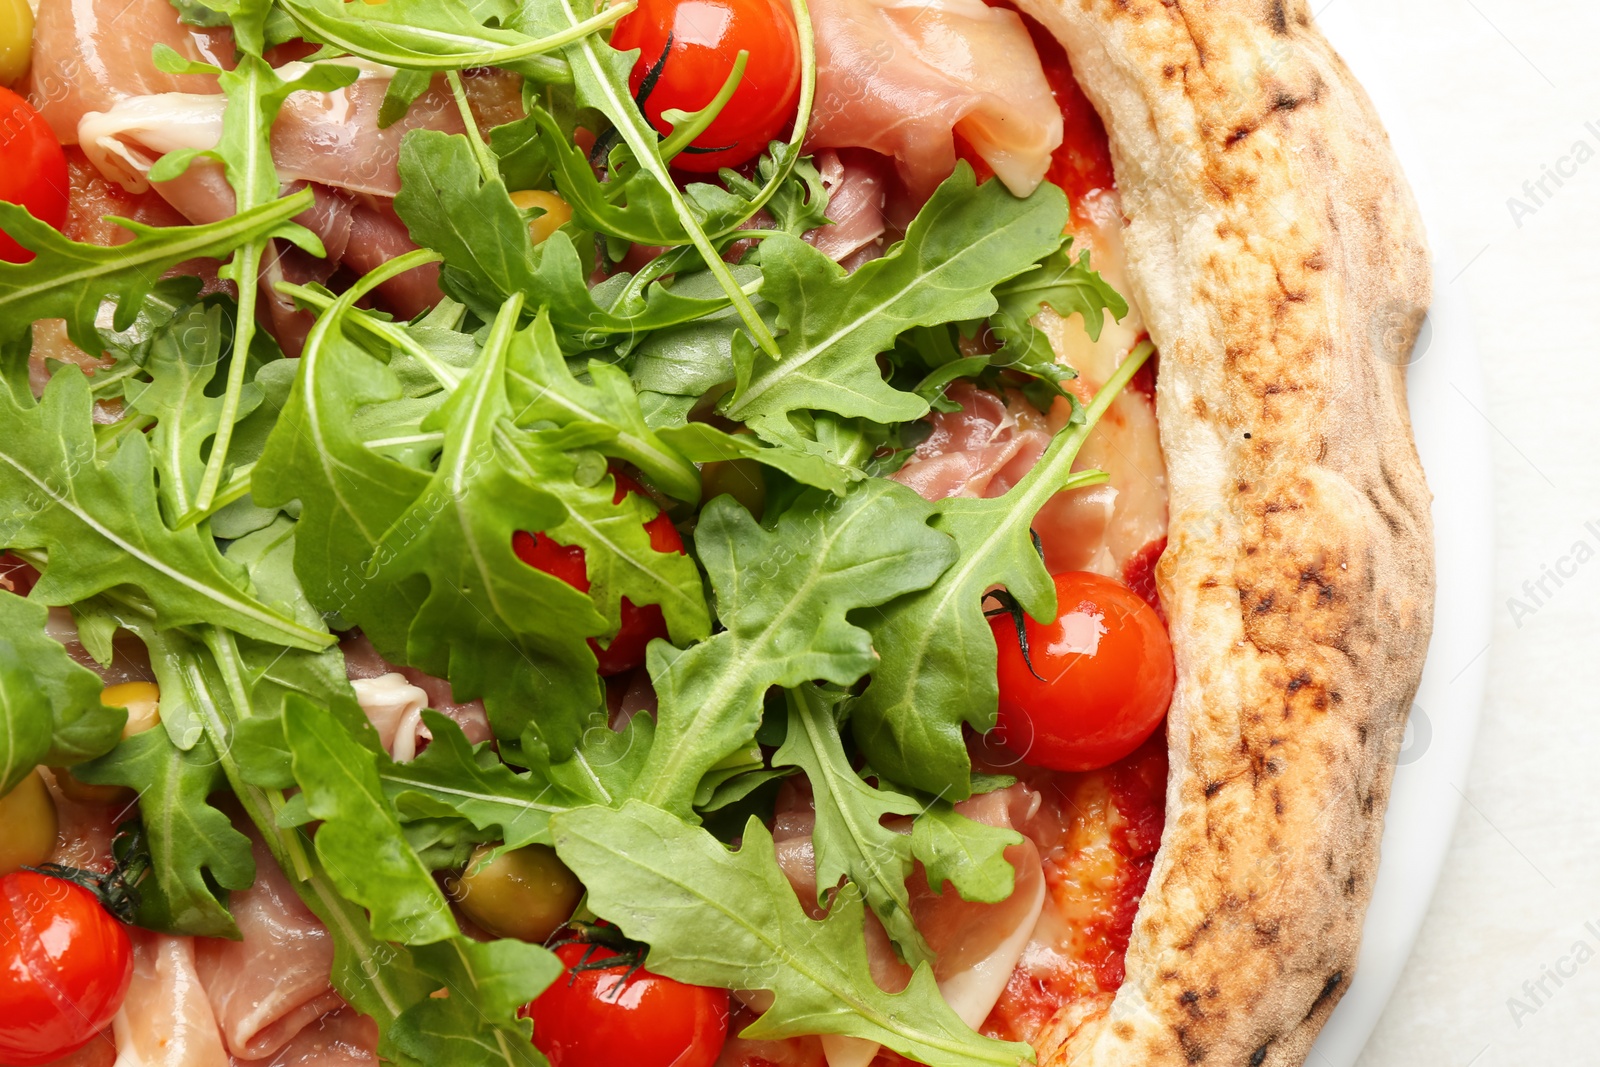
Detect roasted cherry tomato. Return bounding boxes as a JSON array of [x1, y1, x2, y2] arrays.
[[524, 942, 729, 1067], [0, 871, 133, 1066], [512, 470, 682, 675], [0, 87, 70, 264], [989, 570, 1174, 772], [610, 0, 801, 172]]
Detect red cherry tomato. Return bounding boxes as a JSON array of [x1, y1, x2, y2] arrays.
[[0, 88, 70, 264], [0, 871, 134, 1066], [989, 571, 1174, 772], [512, 470, 683, 676], [610, 0, 801, 172], [524, 942, 729, 1067]]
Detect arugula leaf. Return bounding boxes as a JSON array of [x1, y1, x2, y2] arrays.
[[851, 343, 1152, 798], [721, 167, 1070, 428], [547, 0, 777, 353], [254, 259, 437, 640], [910, 800, 1021, 905], [383, 711, 585, 848], [984, 241, 1128, 406], [631, 480, 956, 814], [0, 592, 123, 794], [282, 695, 458, 944], [774, 685, 927, 961], [121, 302, 262, 524], [289, 829, 556, 1067], [149, 54, 361, 520], [503, 311, 701, 503], [395, 131, 748, 361], [552, 802, 1033, 1066], [0, 371, 332, 650], [388, 938, 556, 1067], [279, 0, 590, 82], [373, 300, 609, 754], [0, 193, 311, 361], [75, 727, 255, 937], [655, 422, 858, 495]]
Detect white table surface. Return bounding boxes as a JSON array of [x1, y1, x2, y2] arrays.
[[1319, 2, 1600, 1065]]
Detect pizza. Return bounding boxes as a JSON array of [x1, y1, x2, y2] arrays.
[[0, 0, 1432, 1065]]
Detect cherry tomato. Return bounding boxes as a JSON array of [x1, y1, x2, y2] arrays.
[[0, 871, 133, 1066], [512, 470, 683, 676], [610, 0, 801, 172], [524, 942, 729, 1067], [0, 87, 69, 264], [989, 571, 1174, 772]]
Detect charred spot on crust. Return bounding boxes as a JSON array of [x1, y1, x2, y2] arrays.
[[1268, 0, 1289, 34], [1226, 124, 1256, 147], [1344, 872, 1359, 896], [1271, 90, 1305, 113], [1307, 971, 1345, 1018], [1250, 1043, 1271, 1066], [1180, 988, 1203, 1015], [1204, 779, 1225, 798]]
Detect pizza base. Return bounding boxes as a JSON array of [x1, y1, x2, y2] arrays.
[[1008, 1, 1436, 1063]]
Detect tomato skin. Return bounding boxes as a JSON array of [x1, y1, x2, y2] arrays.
[[0, 872, 133, 1067], [0, 88, 70, 264], [610, 0, 801, 172], [989, 571, 1173, 772], [524, 943, 729, 1067], [512, 470, 683, 675]]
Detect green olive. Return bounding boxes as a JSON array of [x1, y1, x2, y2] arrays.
[[447, 844, 583, 943], [0, 0, 33, 88], [701, 457, 766, 521], [0, 769, 60, 875]]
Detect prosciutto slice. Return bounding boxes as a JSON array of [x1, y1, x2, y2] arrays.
[[235, 1010, 378, 1067], [25, 0, 231, 144], [192, 836, 344, 1062], [341, 632, 493, 755], [111, 932, 230, 1067], [890, 382, 1052, 503], [807, 0, 1061, 201]]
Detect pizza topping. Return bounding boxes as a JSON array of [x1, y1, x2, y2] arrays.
[[990, 570, 1173, 772], [445, 843, 584, 944], [524, 940, 730, 1067], [111, 931, 230, 1067], [0, 87, 69, 264], [611, 0, 803, 172], [0, 871, 135, 1067], [808, 0, 1063, 201], [190, 834, 345, 1062], [0, 1, 1174, 1064]]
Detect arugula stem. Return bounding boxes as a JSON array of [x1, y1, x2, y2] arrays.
[[656, 51, 748, 162], [445, 70, 499, 185], [185, 236, 267, 524], [277, 279, 461, 391], [205, 461, 257, 516], [557, 0, 780, 358], [703, 0, 816, 239], [202, 626, 315, 882], [280, 0, 634, 77]]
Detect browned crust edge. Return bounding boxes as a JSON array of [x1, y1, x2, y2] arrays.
[[1008, 1, 1436, 1063]]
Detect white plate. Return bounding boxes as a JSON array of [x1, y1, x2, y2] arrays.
[[1306, 12, 1494, 1065]]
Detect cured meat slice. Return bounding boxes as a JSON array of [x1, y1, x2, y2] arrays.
[[192, 837, 345, 1062], [111, 931, 230, 1067], [807, 0, 1062, 201], [25, 0, 232, 145]]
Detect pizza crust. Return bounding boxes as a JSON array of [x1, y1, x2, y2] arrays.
[[1007, 1, 1435, 1063]]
